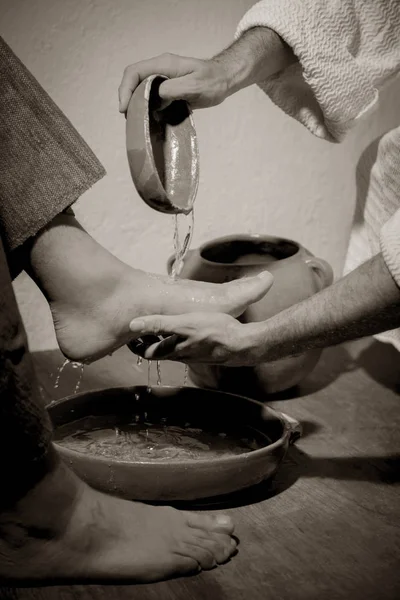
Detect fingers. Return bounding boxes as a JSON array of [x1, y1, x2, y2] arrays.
[[118, 54, 199, 113], [159, 75, 199, 106], [144, 334, 182, 360]]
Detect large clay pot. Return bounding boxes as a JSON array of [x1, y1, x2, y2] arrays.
[[167, 234, 333, 395]]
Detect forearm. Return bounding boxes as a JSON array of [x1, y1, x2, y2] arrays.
[[213, 27, 296, 98], [233, 0, 400, 141], [250, 253, 400, 361]]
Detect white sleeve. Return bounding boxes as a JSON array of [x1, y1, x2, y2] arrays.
[[381, 209, 400, 289], [236, 0, 400, 141]]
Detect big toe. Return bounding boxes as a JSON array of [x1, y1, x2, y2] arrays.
[[223, 271, 273, 317], [193, 531, 238, 565], [185, 512, 235, 535]]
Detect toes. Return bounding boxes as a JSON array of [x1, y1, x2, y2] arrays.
[[185, 511, 235, 535], [224, 272, 274, 316], [176, 542, 217, 571], [193, 531, 238, 564], [164, 556, 201, 581]]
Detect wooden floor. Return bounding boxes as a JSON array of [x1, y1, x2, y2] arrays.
[[2, 338, 400, 600]]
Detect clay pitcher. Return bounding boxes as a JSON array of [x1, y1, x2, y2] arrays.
[[167, 234, 333, 395]]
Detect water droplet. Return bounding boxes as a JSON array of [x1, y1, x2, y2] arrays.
[[54, 358, 70, 389], [137, 355, 143, 367], [183, 364, 189, 386], [73, 363, 85, 394], [156, 360, 162, 386], [147, 360, 152, 393]]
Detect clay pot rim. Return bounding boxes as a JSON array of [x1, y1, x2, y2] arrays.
[[197, 233, 302, 267], [50, 385, 295, 469]]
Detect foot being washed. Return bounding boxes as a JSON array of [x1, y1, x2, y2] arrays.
[[27, 214, 273, 362]]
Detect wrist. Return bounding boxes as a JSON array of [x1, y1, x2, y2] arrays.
[[213, 27, 295, 97], [240, 321, 275, 363], [242, 315, 304, 364]]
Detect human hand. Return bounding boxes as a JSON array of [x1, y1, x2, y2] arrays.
[[118, 53, 233, 113], [128, 312, 264, 366]]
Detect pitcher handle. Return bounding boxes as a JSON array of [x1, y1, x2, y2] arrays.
[[305, 257, 333, 291]]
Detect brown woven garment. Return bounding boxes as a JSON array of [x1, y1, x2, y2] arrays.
[[0, 230, 54, 503], [0, 36, 106, 256]]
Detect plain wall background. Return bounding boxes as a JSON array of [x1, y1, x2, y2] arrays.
[[1, 0, 400, 351]]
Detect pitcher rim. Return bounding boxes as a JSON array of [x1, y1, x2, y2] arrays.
[[197, 233, 301, 267]]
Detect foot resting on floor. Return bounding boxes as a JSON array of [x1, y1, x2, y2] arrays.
[[0, 452, 237, 585]]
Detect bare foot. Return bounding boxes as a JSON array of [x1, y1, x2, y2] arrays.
[[28, 214, 273, 362], [52, 268, 272, 362], [0, 453, 237, 585]]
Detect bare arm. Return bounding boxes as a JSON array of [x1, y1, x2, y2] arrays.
[[118, 27, 294, 112], [250, 253, 400, 363], [212, 27, 295, 97], [128, 252, 400, 365]]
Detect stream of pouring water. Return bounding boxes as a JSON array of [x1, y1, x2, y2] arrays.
[[171, 210, 195, 279], [72, 362, 85, 394], [53, 359, 85, 403], [146, 360, 152, 393], [143, 210, 194, 393], [54, 359, 70, 389], [156, 360, 162, 386]]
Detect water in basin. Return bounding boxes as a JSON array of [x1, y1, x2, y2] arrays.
[[54, 414, 270, 462]]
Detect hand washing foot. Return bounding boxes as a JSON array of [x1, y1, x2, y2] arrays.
[[27, 214, 273, 362], [0, 453, 236, 585]]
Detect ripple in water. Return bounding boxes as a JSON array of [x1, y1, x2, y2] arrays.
[[54, 415, 269, 462]]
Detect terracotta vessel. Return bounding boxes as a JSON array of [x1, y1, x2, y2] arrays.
[[126, 74, 199, 215], [48, 386, 301, 503], [168, 234, 334, 394]]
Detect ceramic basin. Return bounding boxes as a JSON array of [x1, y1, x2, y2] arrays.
[[48, 386, 300, 502]]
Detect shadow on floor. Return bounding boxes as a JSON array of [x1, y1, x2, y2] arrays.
[[201, 345, 355, 404], [355, 340, 400, 393], [172, 447, 400, 511]]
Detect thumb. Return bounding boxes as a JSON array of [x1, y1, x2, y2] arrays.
[[159, 74, 197, 104]]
